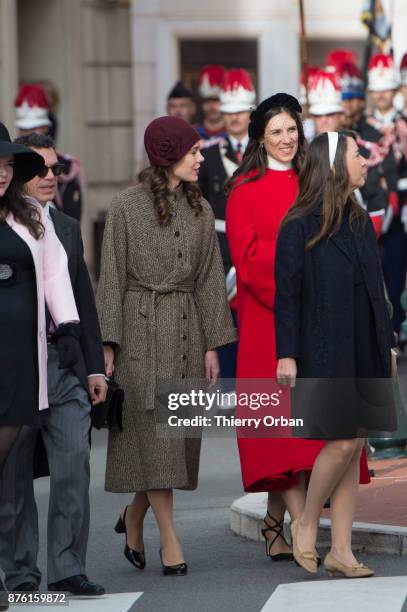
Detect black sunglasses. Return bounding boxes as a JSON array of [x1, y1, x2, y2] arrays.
[[37, 163, 65, 178]]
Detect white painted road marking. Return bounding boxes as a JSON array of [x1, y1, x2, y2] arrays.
[[261, 577, 407, 612], [10, 592, 143, 611]]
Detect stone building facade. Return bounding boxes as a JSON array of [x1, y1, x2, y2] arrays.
[[0, 0, 406, 268], [0, 0, 132, 266]]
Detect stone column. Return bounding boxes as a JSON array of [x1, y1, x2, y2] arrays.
[[0, 0, 18, 131], [131, 0, 160, 173]]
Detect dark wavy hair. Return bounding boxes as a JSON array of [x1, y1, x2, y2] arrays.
[[0, 175, 44, 239], [138, 165, 202, 225], [281, 130, 365, 249], [225, 106, 307, 195]]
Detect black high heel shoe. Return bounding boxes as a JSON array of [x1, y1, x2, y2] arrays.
[[159, 549, 188, 576], [261, 511, 294, 562], [114, 506, 146, 570]]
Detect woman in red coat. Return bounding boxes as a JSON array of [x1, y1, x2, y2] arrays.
[[226, 94, 370, 561]]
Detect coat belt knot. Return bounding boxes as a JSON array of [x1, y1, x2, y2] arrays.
[[126, 277, 195, 411]]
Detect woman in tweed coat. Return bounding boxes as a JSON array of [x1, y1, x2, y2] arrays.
[[96, 117, 236, 575]]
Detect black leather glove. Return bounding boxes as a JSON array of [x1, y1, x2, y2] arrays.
[[55, 323, 81, 369]]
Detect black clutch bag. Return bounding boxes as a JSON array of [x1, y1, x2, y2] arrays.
[[91, 377, 124, 432]]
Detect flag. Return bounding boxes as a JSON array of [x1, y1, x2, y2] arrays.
[[361, 0, 392, 53]]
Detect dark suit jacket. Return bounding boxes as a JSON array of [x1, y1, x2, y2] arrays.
[[274, 209, 395, 378], [198, 137, 240, 271], [49, 207, 105, 388], [34, 208, 104, 479]]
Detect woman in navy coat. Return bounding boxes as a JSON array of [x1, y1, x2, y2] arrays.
[[274, 131, 396, 579]]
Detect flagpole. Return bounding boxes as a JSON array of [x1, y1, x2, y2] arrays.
[[362, 0, 376, 91], [389, 0, 395, 56], [299, 0, 309, 107]]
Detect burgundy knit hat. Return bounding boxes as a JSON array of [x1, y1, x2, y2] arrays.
[[144, 116, 200, 167]]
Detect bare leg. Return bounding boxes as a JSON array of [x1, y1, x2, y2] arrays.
[[329, 439, 364, 566], [280, 471, 306, 521], [123, 491, 150, 550], [296, 439, 360, 554], [146, 489, 184, 566]]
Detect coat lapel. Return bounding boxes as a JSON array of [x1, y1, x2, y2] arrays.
[[310, 210, 354, 263], [223, 137, 238, 164], [219, 138, 239, 178], [50, 207, 72, 257], [330, 225, 354, 263]]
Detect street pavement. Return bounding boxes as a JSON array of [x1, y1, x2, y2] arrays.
[[28, 357, 407, 612]]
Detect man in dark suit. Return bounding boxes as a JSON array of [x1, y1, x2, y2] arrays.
[[0, 133, 107, 596]]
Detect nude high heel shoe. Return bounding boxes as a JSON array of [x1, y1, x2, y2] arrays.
[[324, 552, 374, 578], [290, 519, 318, 574]]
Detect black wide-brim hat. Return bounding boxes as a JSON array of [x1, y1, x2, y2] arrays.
[[0, 122, 45, 183]]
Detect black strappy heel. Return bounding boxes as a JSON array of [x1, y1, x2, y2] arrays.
[[261, 511, 294, 562]]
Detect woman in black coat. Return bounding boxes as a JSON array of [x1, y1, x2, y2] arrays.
[[274, 131, 396, 579]]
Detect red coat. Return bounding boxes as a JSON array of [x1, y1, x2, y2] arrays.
[[226, 168, 370, 491]]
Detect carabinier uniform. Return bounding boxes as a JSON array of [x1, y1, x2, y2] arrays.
[[353, 115, 398, 231], [363, 108, 407, 333], [198, 135, 244, 380], [394, 111, 407, 227], [55, 153, 83, 222], [198, 136, 244, 274]]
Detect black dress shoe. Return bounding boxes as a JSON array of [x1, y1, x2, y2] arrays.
[[13, 582, 39, 592], [48, 575, 105, 596], [159, 549, 188, 576], [115, 506, 146, 570]]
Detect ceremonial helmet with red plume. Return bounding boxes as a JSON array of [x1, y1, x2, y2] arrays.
[[326, 49, 358, 74], [220, 69, 256, 113], [198, 65, 225, 100], [15, 84, 51, 130], [308, 69, 343, 116], [299, 65, 319, 105], [367, 54, 399, 91], [325, 49, 364, 99]]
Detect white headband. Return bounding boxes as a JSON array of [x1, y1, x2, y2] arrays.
[[327, 131, 339, 168]]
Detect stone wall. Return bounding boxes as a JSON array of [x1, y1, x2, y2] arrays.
[[0, 0, 18, 130], [81, 0, 133, 267]]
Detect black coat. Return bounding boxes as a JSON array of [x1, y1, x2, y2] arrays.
[[274, 209, 395, 378], [198, 137, 240, 271], [49, 207, 105, 387]]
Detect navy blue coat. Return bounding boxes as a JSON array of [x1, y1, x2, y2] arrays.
[[274, 209, 395, 378]]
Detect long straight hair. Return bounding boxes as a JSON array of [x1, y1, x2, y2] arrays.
[[225, 106, 307, 195], [281, 131, 365, 249]]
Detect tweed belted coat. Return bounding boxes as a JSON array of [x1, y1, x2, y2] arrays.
[[96, 183, 236, 492]]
